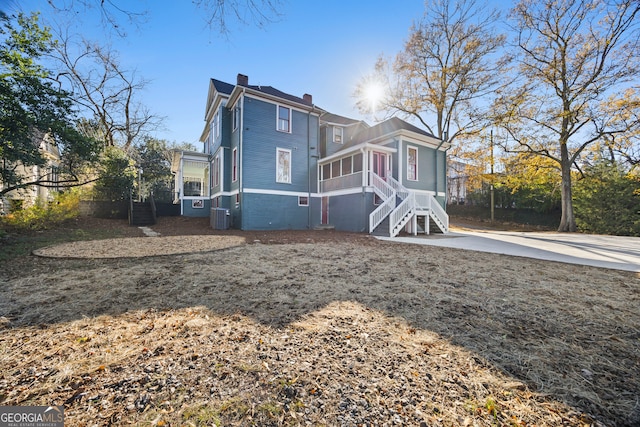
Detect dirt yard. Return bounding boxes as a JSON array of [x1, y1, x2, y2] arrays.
[[0, 216, 638, 426]]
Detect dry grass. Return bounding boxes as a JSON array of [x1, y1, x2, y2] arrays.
[[0, 218, 639, 426]]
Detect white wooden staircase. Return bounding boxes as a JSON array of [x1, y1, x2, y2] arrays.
[[368, 172, 448, 237]]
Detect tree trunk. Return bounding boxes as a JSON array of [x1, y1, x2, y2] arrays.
[[558, 144, 577, 232]]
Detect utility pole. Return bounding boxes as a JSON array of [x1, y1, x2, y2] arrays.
[[490, 130, 495, 223]]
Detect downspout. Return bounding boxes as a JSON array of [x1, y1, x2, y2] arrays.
[[239, 88, 245, 229], [434, 132, 447, 202], [444, 145, 451, 207], [179, 151, 184, 216], [307, 111, 311, 229], [360, 147, 367, 232]]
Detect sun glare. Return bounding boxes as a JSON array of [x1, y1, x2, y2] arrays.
[[364, 82, 385, 110]]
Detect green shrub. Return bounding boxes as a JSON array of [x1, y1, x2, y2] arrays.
[[574, 161, 640, 236], [0, 191, 80, 232]]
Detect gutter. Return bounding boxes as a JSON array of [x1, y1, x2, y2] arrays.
[[239, 87, 246, 229], [179, 151, 184, 216], [434, 134, 447, 201], [307, 110, 311, 229]]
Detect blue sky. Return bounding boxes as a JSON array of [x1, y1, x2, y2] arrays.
[[12, 1, 427, 146]]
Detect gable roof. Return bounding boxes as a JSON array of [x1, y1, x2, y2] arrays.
[[352, 117, 437, 144], [320, 112, 364, 126], [211, 78, 235, 96], [241, 84, 313, 107], [327, 116, 445, 154]]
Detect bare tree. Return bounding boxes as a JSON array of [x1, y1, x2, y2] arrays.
[[354, 0, 506, 146], [193, 0, 283, 35], [494, 0, 640, 232], [52, 33, 163, 149], [45, 0, 281, 36], [45, 0, 147, 37]]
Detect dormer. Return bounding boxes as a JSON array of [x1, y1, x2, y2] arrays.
[[319, 112, 369, 158]]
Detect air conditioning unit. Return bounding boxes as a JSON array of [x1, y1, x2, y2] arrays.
[[210, 208, 230, 230]]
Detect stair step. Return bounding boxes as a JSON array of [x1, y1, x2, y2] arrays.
[[130, 201, 156, 226]]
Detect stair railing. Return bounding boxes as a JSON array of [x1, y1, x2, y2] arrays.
[[387, 176, 409, 200], [429, 195, 449, 232], [389, 192, 416, 237], [369, 171, 394, 200], [415, 193, 449, 233], [368, 172, 396, 233]]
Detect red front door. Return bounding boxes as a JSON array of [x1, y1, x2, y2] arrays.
[[373, 152, 388, 179]]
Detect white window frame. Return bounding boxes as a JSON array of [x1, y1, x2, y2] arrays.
[[214, 112, 220, 138], [277, 105, 291, 133], [407, 146, 418, 181], [333, 126, 343, 143], [208, 123, 214, 153], [298, 196, 309, 206], [212, 154, 220, 187], [276, 147, 292, 184], [233, 107, 239, 132], [232, 147, 238, 182]]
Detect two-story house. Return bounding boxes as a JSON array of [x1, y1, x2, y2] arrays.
[[1, 132, 61, 213], [171, 74, 450, 236]]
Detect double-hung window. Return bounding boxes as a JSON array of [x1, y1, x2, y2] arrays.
[[276, 148, 291, 183], [233, 107, 239, 132], [333, 126, 343, 143], [213, 112, 220, 139], [212, 155, 220, 187], [277, 106, 291, 133], [407, 146, 418, 181]]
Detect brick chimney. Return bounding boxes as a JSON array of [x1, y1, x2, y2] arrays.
[[237, 73, 248, 86], [303, 93, 312, 104]]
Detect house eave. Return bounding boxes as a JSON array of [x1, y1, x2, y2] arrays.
[[366, 129, 449, 150], [318, 142, 397, 164], [321, 120, 369, 129], [227, 85, 319, 113], [170, 149, 208, 173]]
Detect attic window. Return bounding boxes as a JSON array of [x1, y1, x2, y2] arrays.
[[277, 106, 291, 133], [333, 126, 343, 143]]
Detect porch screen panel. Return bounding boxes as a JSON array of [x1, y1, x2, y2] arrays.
[[182, 160, 209, 197], [353, 153, 363, 172], [341, 156, 352, 175], [331, 160, 340, 178], [322, 164, 331, 181]]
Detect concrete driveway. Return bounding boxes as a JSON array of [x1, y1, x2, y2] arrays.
[[379, 229, 640, 272]]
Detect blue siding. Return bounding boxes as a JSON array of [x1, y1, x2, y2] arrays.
[[242, 193, 311, 230], [436, 149, 446, 195], [400, 142, 448, 196], [242, 98, 318, 193], [229, 195, 241, 228], [309, 196, 321, 228], [322, 125, 347, 158], [182, 199, 211, 217], [211, 147, 222, 195], [325, 192, 369, 232]]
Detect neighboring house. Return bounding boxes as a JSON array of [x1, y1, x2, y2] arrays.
[[1, 133, 61, 213], [170, 149, 210, 216], [172, 73, 450, 236], [447, 159, 470, 205]]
